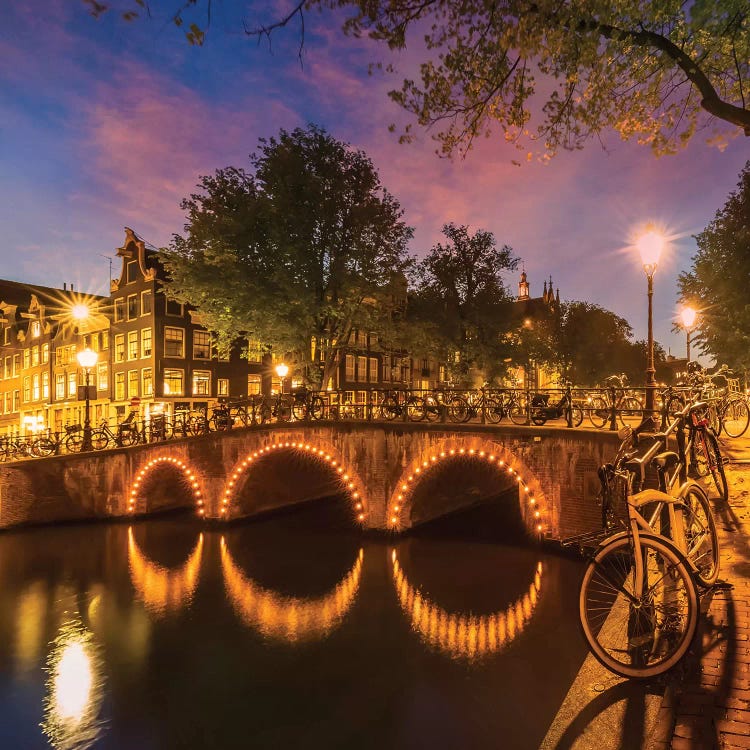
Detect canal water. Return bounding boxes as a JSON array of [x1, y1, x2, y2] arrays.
[[0, 496, 589, 750]]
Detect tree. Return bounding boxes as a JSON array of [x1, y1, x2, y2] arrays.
[[162, 124, 413, 387], [408, 222, 518, 385], [87, 1, 750, 159], [678, 162, 750, 372]]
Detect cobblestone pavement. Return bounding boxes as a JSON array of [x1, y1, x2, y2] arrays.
[[647, 437, 750, 750]]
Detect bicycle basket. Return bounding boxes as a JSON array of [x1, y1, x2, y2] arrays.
[[65, 424, 82, 433]]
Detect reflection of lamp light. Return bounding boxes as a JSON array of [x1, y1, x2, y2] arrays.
[[76, 348, 98, 451], [636, 226, 664, 416], [680, 306, 697, 363]]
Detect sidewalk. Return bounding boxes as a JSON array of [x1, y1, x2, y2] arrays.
[[647, 439, 750, 749]]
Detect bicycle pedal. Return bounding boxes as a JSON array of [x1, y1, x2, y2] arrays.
[[711, 579, 734, 590]]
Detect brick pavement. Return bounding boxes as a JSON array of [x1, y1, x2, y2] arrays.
[[647, 439, 750, 750]]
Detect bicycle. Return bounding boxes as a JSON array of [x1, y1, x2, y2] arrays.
[[570, 421, 707, 678], [90, 416, 140, 450], [376, 389, 429, 422], [440, 387, 506, 424], [588, 374, 643, 429], [504, 389, 531, 426], [289, 387, 326, 421]]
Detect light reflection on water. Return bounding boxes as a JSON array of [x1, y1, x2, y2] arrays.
[[0, 505, 587, 750], [391, 549, 544, 660]]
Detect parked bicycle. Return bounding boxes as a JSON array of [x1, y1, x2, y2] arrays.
[[528, 384, 583, 426], [91, 415, 140, 450], [588, 374, 643, 428]]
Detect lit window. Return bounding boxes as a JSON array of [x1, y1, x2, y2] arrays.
[[163, 369, 184, 395], [247, 374, 261, 396], [31, 346, 39, 367], [97, 363, 108, 392], [127, 294, 139, 320], [42, 372, 49, 399], [141, 328, 152, 358], [68, 372, 77, 398], [142, 368, 153, 397], [357, 356, 367, 382], [115, 372, 125, 401], [114, 298, 125, 322], [218, 378, 229, 396], [128, 370, 139, 398], [41, 343, 49, 364], [23, 376, 30, 402], [55, 374, 65, 399], [345, 354, 355, 380], [369, 357, 378, 383], [193, 331, 211, 360], [128, 331, 139, 360], [164, 327, 184, 358], [114, 334, 125, 363], [141, 290, 153, 315], [192, 370, 211, 396]]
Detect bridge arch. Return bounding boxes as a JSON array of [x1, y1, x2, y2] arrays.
[[390, 549, 543, 659], [220, 537, 363, 642], [388, 441, 548, 536], [128, 456, 206, 516], [127, 527, 204, 617], [221, 439, 368, 524]]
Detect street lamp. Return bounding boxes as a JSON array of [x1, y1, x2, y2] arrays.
[[636, 227, 664, 417], [680, 305, 697, 363], [275, 363, 289, 394], [76, 348, 98, 451], [71, 304, 90, 321]]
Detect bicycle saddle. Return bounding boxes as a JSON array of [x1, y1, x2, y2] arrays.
[[651, 451, 679, 471], [687, 401, 708, 414]]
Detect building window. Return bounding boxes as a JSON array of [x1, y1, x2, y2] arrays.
[[381, 355, 391, 382], [193, 331, 211, 360], [100, 331, 109, 351], [114, 298, 125, 322], [357, 356, 368, 382], [30, 346, 39, 367], [141, 327, 152, 358], [97, 363, 108, 392], [31, 321, 41, 338], [12, 390, 20, 411], [115, 372, 126, 401], [13, 354, 20, 375], [247, 341, 263, 363], [164, 369, 184, 396], [24, 349, 30, 369], [127, 294, 139, 320], [42, 372, 49, 399], [165, 299, 183, 317], [127, 331, 139, 360], [141, 290, 152, 315], [369, 357, 378, 383], [23, 376, 30, 402], [55, 374, 65, 400], [3, 327, 9, 345], [114, 334, 125, 363], [247, 375, 261, 395], [41, 343, 49, 364], [164, 327, 184, 358], [345, 354, 355, 381], [4, 357, 10, 379], [127, 260, 139, 283], [128, 370, 139, 398], [3, 393, 9, 414], [68, 372, 77, 398], [192, 370, 211, 396], [218, 378, 229, 397], [142, 368, 153, 397]]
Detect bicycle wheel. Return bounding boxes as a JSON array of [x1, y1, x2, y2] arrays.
[[690, 430, 729, 502], [276, 398, 292, 422], [309, 396, 325, 420], [484, 397, 504, 424], [422, 394, 441, 422], [379, 396, 400, 421], [90, 430, 109, 450], [508, 400, 528, 425], [618, 397, 643, 427], [679, 483, 720, 588], [588, 396, 609, 429], [721, 397, 750, 438], [32, 437, 56, 457], [447, 396, 469, 423], [579, 533, 699, 679], [291, 400, 307, 421], [406, 396, 425, 422], [570, 405, 584, 427], [65, 433, 84, 453], [187, 415, 209, 435], [666, 395, 685, 420], [120, 429, 139, 447]]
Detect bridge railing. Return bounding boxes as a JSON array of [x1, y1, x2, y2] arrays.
[[0, 385, 661, 463]]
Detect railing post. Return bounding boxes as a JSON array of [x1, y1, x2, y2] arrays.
[[566, 383, 573, 428], [524, 384, 531, 425], [608, 386, 617, 431]]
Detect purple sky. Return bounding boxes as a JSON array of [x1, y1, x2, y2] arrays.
[[2, 1, 748, 361]]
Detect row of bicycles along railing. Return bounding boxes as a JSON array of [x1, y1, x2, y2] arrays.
[[564, 386, 732, 680], [1, 369, 747, 461]]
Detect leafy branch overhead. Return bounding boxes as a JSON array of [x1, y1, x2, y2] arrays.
[[86, 1, 749, 158]]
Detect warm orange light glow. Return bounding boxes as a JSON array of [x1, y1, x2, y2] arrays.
[[71, 304, 90, 321], [636, 226, 664, 271], [680, 305, 697, 329]]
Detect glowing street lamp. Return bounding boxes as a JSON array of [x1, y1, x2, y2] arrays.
[[680, 305, 697, 363], [76, 348, 98, 451], [275, 363, 289, 394], [636, 226, 664, 416], [71, 304, 90, 321]]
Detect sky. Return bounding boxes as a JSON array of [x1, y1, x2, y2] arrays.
[[1, 1, 748, 361]]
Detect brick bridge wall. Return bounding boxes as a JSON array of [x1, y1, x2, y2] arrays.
[[0, 424, 620, 540]]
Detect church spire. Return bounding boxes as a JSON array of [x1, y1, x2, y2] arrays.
[[517, 265, 529, 301]]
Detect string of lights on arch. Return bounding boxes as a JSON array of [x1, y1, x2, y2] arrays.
[[221, 441, 366, 523], [388, 446, 546, 535], [128, 456, 205, 515]]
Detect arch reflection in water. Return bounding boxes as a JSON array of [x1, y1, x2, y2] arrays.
[[42, 619, 105, 750], [220, 538, 363, 643], [127, 527, 203, 618], [391, 550, 543, 660]]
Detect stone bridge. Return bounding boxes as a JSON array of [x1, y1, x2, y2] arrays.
[[0, 424, 620, 540]]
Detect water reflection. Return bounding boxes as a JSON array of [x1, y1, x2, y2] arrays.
[[13, 581, 47, 675], [220, 538, 363, 643], [42, 619, 105, 750], [127, 527, 203, 618], [391, 550, 543, 660]]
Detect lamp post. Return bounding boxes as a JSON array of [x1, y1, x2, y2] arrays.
[[76, 348, 98, 451], [680, 305, 697, 363], [636, 228, 664, 418], [275, 363, 289, 394]]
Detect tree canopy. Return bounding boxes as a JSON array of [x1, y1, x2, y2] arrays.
[[87, 1, 750, 159], [161, 124, 413, 387], [406, 222, 518, 385], [678, 161, 750, 372]]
